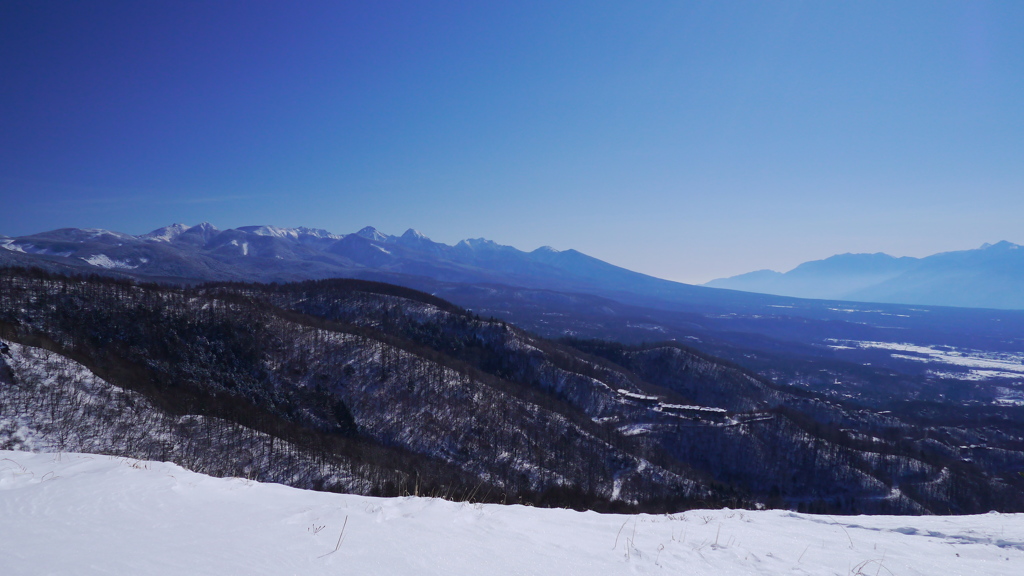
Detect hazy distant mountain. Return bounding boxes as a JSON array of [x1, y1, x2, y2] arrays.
[[705, 242, 1024, 309], [705, 253, 919, 300]]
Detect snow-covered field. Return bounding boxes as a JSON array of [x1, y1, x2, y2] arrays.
[[2, 451, 1022, 575], [827, 339, 1024, 381]]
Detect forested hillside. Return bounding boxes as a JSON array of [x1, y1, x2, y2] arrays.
[[2, 268, 1022, 514]]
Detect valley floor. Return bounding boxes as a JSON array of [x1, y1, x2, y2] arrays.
[[1, 450, 1022, 575]]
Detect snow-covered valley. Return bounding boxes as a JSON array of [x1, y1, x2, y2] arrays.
[[2, 450, 1022, 576], [828, 340, 1024, 382]]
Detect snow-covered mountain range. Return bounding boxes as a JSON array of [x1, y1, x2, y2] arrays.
[[705, 241, 1024, 309], [0, 222, 655, 293]]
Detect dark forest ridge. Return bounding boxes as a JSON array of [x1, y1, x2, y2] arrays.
[[3, 268, 1023, 514]]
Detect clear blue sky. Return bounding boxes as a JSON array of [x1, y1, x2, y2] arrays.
[[2, 1, 1022, 283]]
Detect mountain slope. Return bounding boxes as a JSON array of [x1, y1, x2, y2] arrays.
[[706, 253, 917, 299], [0, 270, 709, 509], [848, 241, 1024, 308], [3, 269, 1023, 514]]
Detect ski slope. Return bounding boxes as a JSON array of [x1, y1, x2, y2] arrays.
[[1, 450, 1022, 575]]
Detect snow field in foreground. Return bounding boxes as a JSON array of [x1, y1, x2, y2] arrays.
[[1, 450, 1022, 576]]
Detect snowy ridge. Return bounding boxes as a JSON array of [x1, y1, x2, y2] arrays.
[[401, 228, 428, 241], [142, 223, 191, 242], [355, 226, 389, 242], [2, 451, 1023, 575], [295, 226, 344, 239], [78, 228, 136, 241]]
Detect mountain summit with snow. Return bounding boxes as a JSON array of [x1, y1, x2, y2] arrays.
[[0, 222, 684, 305]]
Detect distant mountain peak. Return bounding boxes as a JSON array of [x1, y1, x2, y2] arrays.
[[457, 238, 499, 249], [184, 222, 219, 237], [356, 226, 389, 242], [981, 240, 1020, 251], [143, 223, 192, 242], [236, 225, 298, 239], [401, 228, 428, 241], [533, 246, 560, 254], [295, 227, 343, 240]]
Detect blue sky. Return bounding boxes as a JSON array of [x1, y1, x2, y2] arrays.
[[2, 1, 1021, 283]]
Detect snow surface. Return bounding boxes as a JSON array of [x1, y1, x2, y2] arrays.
[[12, 242, 73, 257], [658, 403, 728, 414], [617, 389, 661, 401], [0, 239, 25, 252], [81, 254, 143, 269], [2, 451, 1022, 576], [142, 223, 192, 242], [228, 239, 250, 256], [236, 224, 344, 240], [402, 228, 428, 240], [79, 228, 136, 241], [829, 339, 1024, 380], [295, 227, 344, 240]]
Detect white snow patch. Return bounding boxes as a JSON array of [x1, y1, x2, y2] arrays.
[[228, 239, 250, 256], [142, 223, 192, 242], [16, 243, 74, 257], [237, 225, 299, 239], [80, 254, 140, 270], [626, 322, 666, 332], [618, 423, 654, 436], [827, 339, 1024, 380], [994, 387, 1024, 406], [80, 228, 135, 241], [658, 403, 728, 414], [0, 239, 25, 253], [1, 451, 1023, 575], [616, 389, 660, 401]]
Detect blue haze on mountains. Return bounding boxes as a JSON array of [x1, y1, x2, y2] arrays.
[[706, 241, 1024, 310]]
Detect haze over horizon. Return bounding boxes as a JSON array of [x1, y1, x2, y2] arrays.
[[2, 1, 1022, 284]]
